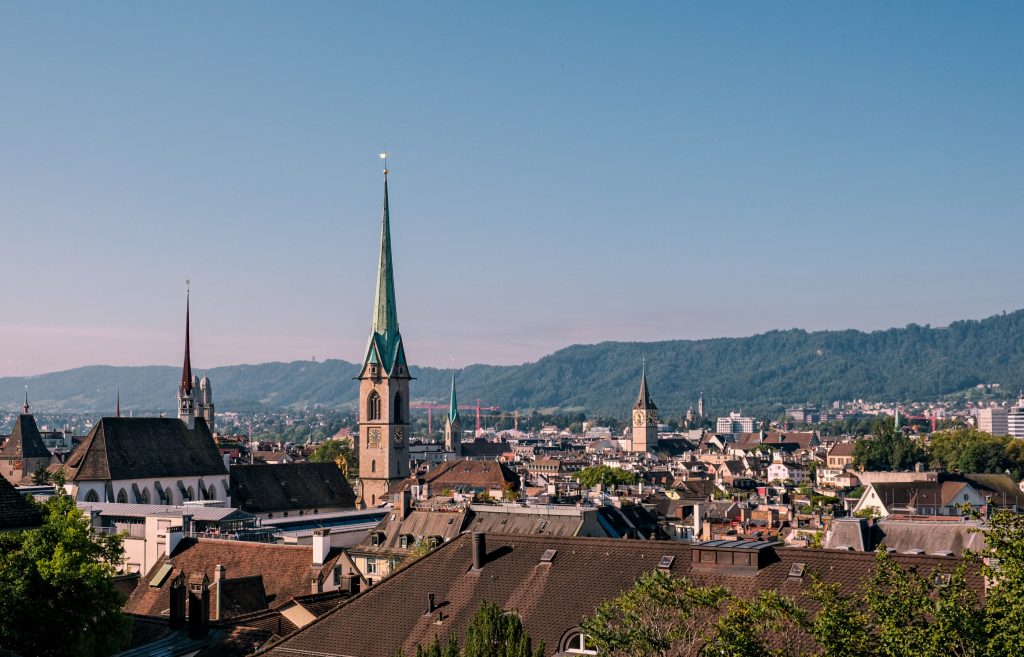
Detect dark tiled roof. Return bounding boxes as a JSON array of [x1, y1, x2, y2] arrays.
[[390, 460, 519, 497], [0, 476, 43, 530], [63, 418, 226, 482], [126, 538, 337, 619], [229, 463, 356, 514], [955, 473, 1024, 508], [459, 440, 509, 460], [0, 414, 51, 459], [259, 533, 982, 657]]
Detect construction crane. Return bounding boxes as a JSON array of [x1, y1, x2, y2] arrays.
[[411, 399, 501, 434]]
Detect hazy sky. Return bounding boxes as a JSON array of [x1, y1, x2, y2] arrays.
[[1, 2, 1022, 377]]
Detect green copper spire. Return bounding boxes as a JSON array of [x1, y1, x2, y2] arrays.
[[448, 370, 460, 424], [372, 176, 398, 335], [363, 169, 408, 374]]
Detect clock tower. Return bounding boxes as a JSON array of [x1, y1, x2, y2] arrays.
[[631, 363, 659, 453], [357, 164, 412, 507]]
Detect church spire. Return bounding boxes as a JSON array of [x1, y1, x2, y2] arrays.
[[448, 369, 460, 424], [23, 386, 29, 415], [180, 281, 193, 396], [362, 157, 407, 375], [116, 387, 121, 418], [372, 168, 398, 336], [634, 360, 657, 410]]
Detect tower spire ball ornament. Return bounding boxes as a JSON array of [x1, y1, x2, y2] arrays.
[[379, 151, 388, 177]]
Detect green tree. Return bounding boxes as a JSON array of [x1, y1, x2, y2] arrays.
[[30, 465, 51, 485], [806, 578, 873, 657], [980, 510, 1024, 657], [580, 569, 730, 657], [574, 465, 637, 489], [462, 601, 544, 657], [309, 437, 359, 480], [0, 491, 131, 656], [706, 590, 812, 657], [852, 419, 927, 471], [929, 428, 1024, 477]]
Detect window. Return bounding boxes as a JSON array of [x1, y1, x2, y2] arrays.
[[165, 488, 173, 505], [371, 459, 376, 473], [394, 392, 404, 423], [368, 391, 382, 421], [84, 489, 100, 503], [141, 488, 151, 505], [186, 486, 195, 502], [208, 486, 216, 501], [117, 488, 128, 504], [564, 632, 598, 654], [366, 559, 378, 574]]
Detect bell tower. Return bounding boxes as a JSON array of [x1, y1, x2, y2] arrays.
[[631, 362, 659, 453], [357, 158, 411, 507]]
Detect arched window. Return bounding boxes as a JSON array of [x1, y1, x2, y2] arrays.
[[371, 459, 377, 473], [563, 631, 598, 655], [165, 488, 173, 505], [84, 489, 99, 503], [186, 486, 195, 502], [208, 486, 217, 501], [368, 391, 382, 421], [117, 488, 128, 504], [141, 488, 151, 504], [393, 392, 404, 423]]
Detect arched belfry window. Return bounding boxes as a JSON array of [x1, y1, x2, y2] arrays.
[[394, 392, 404, 423], [141, 488, 151, 504], [117, 488, 128, 504], [368, 391, 382, 421], [84, 489, 99, 503]]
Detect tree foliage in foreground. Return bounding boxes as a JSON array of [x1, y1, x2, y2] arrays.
[[852, 419, 927, 471], [406, 600, 544, 657], [0, 490, 130, 657]]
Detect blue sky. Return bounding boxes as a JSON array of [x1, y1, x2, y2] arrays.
[[1, 2, 1022, 376]]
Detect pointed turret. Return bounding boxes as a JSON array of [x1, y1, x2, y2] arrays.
[[22, 387, 29, 415], [634, 363, 657, 411]]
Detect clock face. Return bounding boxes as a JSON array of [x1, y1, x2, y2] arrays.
[[394, 427, 405, 446], [648, 410, 658, 424], [367, 428, 381, 448], [633, 410, 644, 425]]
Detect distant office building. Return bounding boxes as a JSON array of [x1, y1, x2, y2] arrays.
[[977, 407, 1008, 436], [716, 412, 755, 434], [1008, 400, 1024, 439], [786, 406, 820, 424]]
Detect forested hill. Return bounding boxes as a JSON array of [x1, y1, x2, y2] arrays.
[[4, 310, 1024, 418]]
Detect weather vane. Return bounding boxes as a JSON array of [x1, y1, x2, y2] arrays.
[[186, 278, 191, 295], [379, 150, 388, 176]]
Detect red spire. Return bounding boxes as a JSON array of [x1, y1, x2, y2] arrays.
[[180, 282, 193, 396]]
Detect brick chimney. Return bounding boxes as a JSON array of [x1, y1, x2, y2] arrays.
[[398, 489, 413, 520]]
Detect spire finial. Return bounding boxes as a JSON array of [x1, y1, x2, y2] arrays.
[[23, 385, 29, 415], [379, 151, 388, 178]]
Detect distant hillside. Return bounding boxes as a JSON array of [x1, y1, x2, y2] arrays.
[[4, 310, 1024, 418]]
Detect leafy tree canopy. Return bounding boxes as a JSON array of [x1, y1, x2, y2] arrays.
[[574, 465, 637, 489], [0, 491, 131, 657], [852, 419, 927, 471]]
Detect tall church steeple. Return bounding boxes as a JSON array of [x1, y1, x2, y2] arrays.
[[357, 157, 411, 507], [631, 361, 659, 453], [177, 282, 196, 430], [444, 370, 462, 455]]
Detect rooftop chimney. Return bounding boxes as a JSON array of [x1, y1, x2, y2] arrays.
[[398, 489, 413, 520], [472, 532, 486, 571], [426, 593, 436, 615], [213, 564, 225, 583], [312, 528, 330, 566], [166, 526, 184, 558]]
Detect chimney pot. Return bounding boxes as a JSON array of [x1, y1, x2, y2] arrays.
[[472, 532, 486, 570]]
